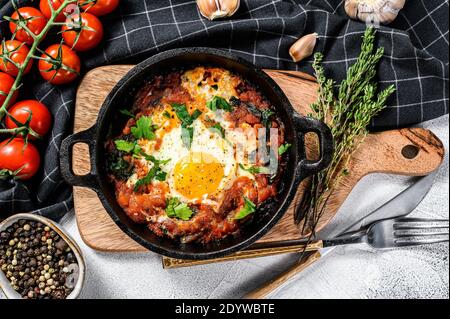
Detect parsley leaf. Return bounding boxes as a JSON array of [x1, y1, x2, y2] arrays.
[[131, 144, 143, 157], [191, 109, 202, 121], [131, 116, 157, 140], [209, 123, 226, 139], [171, 104, 202, 149], [278, 143, 292, 155], [239, 102, 275, 128], [261, 109, 275, 127], [235, 196, 257, 220], [114, 139, 144, 158], [181, 126, 194, 149], [163, 111, 171, 119], [108, 155, 132, 180], [207, 96, 233, 112], [134, 166, 157, 191], [134, 164, 167, 192], [114, 137, 169, 191], [154, 171, 167, 181], [139, 152, 171, 165], [172, 103, 193, 125], [114, 140, 136, 153], [166, 197, 194, 221], [119, 109, 135, 118], [239, 164, 271, 175]]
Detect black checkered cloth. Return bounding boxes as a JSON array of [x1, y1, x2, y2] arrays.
[[0, 0, 448, 221]]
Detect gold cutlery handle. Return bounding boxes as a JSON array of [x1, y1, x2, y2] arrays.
[[162, 241, 323, 269], [244, 250, 322, 299]]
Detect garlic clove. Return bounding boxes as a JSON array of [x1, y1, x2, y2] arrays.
[[345, 0, 406, 25], [197, 0, 240, 21], [218, 0, 240, 17], [289, 33, 318, 63], [345, 0, 360, 20]]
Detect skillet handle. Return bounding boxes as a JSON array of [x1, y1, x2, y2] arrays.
[[60, 126, 99, 190], [293, 115, 334, 179]]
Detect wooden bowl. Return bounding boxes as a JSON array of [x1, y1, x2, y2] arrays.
[[0, 213, 85, 299]]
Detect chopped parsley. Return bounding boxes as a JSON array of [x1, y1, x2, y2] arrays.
[[114, 140, 136, 153], [133, 153, 169, 192], [163, 110, 171, 119], [235, 196, 256, 220], [240, 101, 275, 128], [119, 109, 135, 119], [134, 165, 167, 192], [209, 123, 226, 139], [114, 139, 144, 158], [114, 138, 170, 191], [239, 164, 271, 175], [181, 126, 194, 149], [172, 103, 201, 126], [207, 96, 233, 112], [261, 109, 275, 127], [131, 116, 157, 140], [278, 143, 292, 155], [108, 155, 132, 180], [139, 153, 170, 166], [171, 103, 202, 149], [166, 197, 194, 221]]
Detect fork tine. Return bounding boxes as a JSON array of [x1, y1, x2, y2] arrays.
[[393, 218, 449, 230], [395, 218, 449, 223], [394, 224, 449, 230], [394, 237, 449, 247], [394, 230, 449, 238]]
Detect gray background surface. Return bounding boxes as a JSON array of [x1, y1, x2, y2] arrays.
[[1, 116, 448, 299]]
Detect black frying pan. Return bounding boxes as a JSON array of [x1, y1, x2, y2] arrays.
[[60, 48, 333, 260]]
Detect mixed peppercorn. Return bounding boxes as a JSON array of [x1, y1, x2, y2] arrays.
[[0, 219, 79, 299]]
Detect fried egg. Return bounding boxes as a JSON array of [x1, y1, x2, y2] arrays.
[[125, 67, 259, 206], [144, 119, 239, 204]]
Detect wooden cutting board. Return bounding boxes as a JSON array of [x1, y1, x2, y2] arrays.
[[72, 65, 444, 253]]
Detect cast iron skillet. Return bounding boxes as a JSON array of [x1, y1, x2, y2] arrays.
[[60, 48, 333, 260]]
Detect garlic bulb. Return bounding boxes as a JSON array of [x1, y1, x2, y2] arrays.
[[197, 0, 240, 20], [289, 33, 318, 63], [345, 0, 406, 25]]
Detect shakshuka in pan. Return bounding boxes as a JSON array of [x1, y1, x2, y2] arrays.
[[105, 66, 290, 244]]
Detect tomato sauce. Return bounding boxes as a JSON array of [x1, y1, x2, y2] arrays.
[[106, 68, 285, 244]]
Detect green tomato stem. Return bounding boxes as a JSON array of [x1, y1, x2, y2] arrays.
[[0, 0, 78, 120], [0, 126, 41, 139]]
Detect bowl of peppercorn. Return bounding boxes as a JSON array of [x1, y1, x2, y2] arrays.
[[0, 213, 85, 299]]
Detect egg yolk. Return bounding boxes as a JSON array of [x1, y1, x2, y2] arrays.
[[174, 152, 224, 200]]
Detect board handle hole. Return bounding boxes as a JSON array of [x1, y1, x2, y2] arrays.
[[401, 144, 420, 159]]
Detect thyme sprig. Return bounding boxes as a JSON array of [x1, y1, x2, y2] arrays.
[[295, 27, 396, 236]]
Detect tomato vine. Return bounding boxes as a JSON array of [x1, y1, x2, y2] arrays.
[[0, 0, 78, 121]]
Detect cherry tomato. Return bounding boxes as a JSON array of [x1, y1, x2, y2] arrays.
[[0, 138, 40, 180], [5, 100, 52, 139], [38, 44, 81, 85], [0, 40, 33, 77], [9, 7, 47, 45], [39, 0, 81, 22], [79, 0, 119, 16], [0, 72, 18, 108], [62, 12, 104, 51]]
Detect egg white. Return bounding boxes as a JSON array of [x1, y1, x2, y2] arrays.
[[125, 67, 258, 207]]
